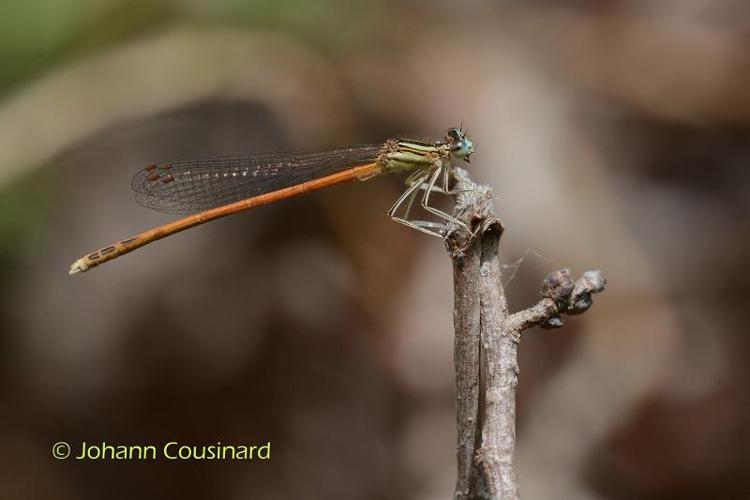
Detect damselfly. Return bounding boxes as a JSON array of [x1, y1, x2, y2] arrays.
[[69, 127, 474, 274]]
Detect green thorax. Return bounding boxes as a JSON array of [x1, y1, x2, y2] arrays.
[[378, 139, 450, 173]]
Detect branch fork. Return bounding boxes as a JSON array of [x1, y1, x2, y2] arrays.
[[446, 168, 606, 499]]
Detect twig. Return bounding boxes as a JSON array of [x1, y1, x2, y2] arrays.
[[446, 168, 606, 499], [507, 269, 606, 333], [451, 225, 483, 497]]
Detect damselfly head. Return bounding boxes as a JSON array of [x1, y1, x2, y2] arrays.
[[446, 127, 474, 163]]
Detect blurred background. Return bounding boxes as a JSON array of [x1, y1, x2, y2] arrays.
[[1, 1, 748, 499]]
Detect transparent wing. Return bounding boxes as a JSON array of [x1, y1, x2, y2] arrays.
[[132, 145, 384, 214]]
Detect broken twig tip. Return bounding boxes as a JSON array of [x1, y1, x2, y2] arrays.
[[68, 259, 87, 275]]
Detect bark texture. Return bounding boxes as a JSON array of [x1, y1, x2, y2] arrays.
[[446, 168, 606, 499]]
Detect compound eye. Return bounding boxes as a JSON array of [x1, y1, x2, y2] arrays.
[[446, 128, 462, 141], [452, 140, 466, 152]]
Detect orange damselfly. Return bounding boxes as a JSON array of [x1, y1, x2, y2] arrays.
[[69, 127, 474, 274]]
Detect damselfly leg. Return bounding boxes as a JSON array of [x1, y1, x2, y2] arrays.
[[414, 165, 472, 196], [420, 166, 473, 234], [388, 170, 444, 236], [388, 165, 473, 236]]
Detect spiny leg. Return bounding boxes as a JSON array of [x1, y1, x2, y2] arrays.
[[415, 165, 470, 195], [404, 168, 427, 187], [416, 182, 447, 194], [421, 167, 453, 221], [438, 164, 471, 195], [388, 171, 445, 237], [401, 185, 448, 234], [388, 171, 426, 218], [392, 217, 446, 236], [412, 166, 450, 194], [395, 169, 428, 214], [401, 178, 421, 220], [401, 172, 451, 236], [442, 163, 451, 193], [421, 167, 473, 234]]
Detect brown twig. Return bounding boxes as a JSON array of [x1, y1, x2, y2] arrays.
[[446, 168, 606, 499], [451, 226, 483, 498]]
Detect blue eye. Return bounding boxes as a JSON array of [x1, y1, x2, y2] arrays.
[[453, 139, 474, 159], [445, 127, 474, 162]]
